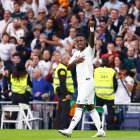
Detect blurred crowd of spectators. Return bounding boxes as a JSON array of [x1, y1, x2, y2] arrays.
[[0, 0, 140, 109]]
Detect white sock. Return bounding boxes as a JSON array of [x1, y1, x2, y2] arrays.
[[90, 109, 101, 131], [68, 107, 83, 131]]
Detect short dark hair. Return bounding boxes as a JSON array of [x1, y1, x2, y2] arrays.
[[96, 25, 103, 29], [9, 36, 17, 44], [76, 33, 86, 39], [85, 0, 94, 6], [19, 37, 26, 42], [12, 52, 21, 58], [71, 14, 81, 23], [101, 57, 109, 67], [99, 19, 107, 23], [13, 2, 19, 5], [53, 32, 61, 38], [127, 14, 135, 20], [110, 9, 119, 13], [115, 35, 123, 40], [2, 32, 9, 38]]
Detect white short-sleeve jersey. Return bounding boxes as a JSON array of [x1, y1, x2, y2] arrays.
[[0, 43, 14, 61], [6, 23, 25, 40], [69, 45, 95, 83]]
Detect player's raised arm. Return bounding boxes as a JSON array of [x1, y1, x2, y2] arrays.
[[89, 17, 95, 49]]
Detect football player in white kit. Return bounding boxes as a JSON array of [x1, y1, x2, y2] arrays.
[[58, 17, 106, 137]]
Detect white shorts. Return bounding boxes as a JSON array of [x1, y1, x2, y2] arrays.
[[76, 80, 95, 105]]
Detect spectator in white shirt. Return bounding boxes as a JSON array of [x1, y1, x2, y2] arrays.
[[15, 0, 28, 13], [25, 54, 41, 78], [1, 0, 14, 13], [31, 28, 41, 50], [46, 50, 61, 83], [0, 33, 14, 61], [6, 18, 25, 41], [25, 0, 38, 18], [26, 0, 48, 18], [38, 49, 51, 77], [129, 0, 140, 17], [115, 64, 134, 104], [125, 14, 136, 33], [45, 27, 77, 54], [103, 0, 123, 11], [0, 10, 12, 37], [84, 0, 94, 19]]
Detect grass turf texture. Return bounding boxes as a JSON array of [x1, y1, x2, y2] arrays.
[[0, 130, 140, 140]]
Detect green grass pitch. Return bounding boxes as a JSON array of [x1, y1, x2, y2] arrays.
[[0, 130, 140, 140]]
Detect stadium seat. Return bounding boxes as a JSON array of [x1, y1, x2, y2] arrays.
[[81, 105, 106, 130], [19, 103, 43, 130], [121, 112, 140, 130], [1, 105, 22, 129]]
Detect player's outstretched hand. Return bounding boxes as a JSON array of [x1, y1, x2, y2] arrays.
[[89, 16, 94, 28]]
